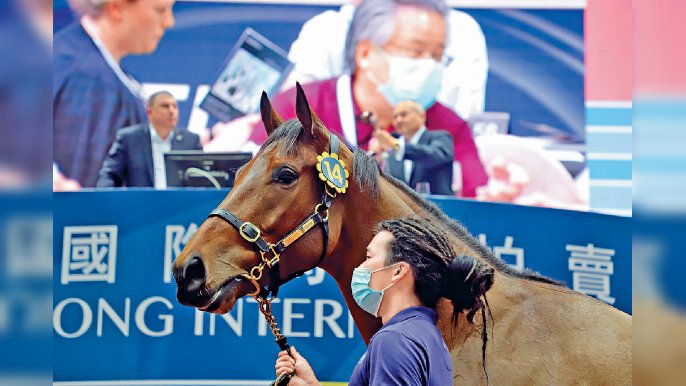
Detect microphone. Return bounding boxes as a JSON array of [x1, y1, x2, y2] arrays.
[[357, 111, 377, 126]]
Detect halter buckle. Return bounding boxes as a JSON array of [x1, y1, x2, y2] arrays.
[[261, 247, 281, 268], [239, 222, 261, 243], [314, 204, 329, 222]]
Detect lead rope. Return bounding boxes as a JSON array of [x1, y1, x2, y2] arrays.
[[255, 294, 293, 386]]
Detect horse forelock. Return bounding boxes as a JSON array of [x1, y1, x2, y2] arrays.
[[259, 119, 382, 197], [260, 119, 306, 157]]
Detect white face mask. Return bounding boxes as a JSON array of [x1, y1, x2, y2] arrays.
[[366, 50, 444, 109]]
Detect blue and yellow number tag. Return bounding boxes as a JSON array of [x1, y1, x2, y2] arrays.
[[316, 152, 349, 194]]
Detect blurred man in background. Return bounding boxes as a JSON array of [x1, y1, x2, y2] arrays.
[[53, 0, 175, 189], [0, 0, 52, 187], [97, 91, 202, 188], [372, 101, 454, 195]]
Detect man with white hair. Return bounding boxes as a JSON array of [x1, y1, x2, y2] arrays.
[[284, 0, 488, 120], [53, 0, 175, 188]]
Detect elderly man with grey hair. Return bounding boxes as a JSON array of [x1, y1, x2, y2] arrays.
[[53, 0, 175, 188], [284, 0, 488, 120], [241, 0, 487, 197]]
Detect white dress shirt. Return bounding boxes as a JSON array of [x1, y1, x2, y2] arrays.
[[149, 125, 173, 189], [395, 126, 427, 183]]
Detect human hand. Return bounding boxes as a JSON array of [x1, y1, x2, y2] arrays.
[[53, 170, 81, 192], [196, 130, 211, 146], [0, 166, 29, 188], [205, 114, 259, 151], [366, 138, 387, 166], [372, 129, 398, 152], [367, 137, 383, 154], [274, 346, 319, 386]]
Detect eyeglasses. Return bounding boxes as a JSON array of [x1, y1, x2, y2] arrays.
[[383, 42, 453, 67]]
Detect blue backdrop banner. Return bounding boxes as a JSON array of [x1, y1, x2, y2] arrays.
[[53, 190, 629, 384]]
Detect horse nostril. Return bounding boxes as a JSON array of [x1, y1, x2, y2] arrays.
[[183, 256, 206, 292]]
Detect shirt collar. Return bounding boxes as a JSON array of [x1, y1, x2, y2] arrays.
[[80, 18, 146, 101], [406, 126, 427, 145], [384, 306, 437, 328], [149, 124, 173, 144]]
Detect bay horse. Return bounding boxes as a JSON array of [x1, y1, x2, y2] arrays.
[[172, 84, 631, 385]]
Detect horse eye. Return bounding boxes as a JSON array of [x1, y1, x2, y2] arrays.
[[274, 168, 298, 184]]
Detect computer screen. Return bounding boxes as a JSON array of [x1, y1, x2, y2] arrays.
[[164, 151, 252, 188]]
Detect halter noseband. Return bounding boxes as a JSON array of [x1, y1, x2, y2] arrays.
[[208, 133, 344, 299]]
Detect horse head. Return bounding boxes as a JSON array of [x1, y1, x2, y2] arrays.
[[172, 84, 352, 314]]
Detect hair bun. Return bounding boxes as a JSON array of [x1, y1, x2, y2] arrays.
[[450, 255, 477, 281], [441, 255, 477, 300]]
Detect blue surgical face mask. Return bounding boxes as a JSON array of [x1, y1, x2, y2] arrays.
[[351, 263, 400, 317], [365, 51, 444, 110]]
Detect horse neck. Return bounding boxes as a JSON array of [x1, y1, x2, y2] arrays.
[[321, 173, 572, 360], [323, 176, 421, 271], [319, 177, 425, 343]]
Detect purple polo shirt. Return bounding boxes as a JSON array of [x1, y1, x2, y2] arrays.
[[348, 306, 453, 386]]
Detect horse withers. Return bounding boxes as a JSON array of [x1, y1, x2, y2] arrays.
[[172, 84, 631, 385]]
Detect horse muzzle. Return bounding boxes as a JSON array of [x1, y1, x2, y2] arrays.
[[174, 255, 212, 308], [174, 255, 254, 313]]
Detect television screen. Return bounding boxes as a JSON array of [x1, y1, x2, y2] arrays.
[[164, 151, 252, 188], [200, 28, 293, 122]]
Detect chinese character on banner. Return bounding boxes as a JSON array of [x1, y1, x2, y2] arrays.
[[164, 223, 199, 283], [305, 268, 325, 286], [566, 243, 615, 304], [61, 226, 118, 284], [6, 216, 53, 278], [479, 234, 525, 271]]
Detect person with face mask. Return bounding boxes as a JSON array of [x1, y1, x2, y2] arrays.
[[274, 217, 494, 385], [282, 0, 487, 120], [211, 0, 487, 197]]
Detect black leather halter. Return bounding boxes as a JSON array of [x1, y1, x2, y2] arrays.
[[208, 134, 341, 299]]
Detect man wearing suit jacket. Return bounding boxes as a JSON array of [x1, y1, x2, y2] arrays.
[[97, 91, 202, 188], [372, 101, 455, 195]]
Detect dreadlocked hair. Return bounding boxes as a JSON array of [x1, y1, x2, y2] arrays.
[[377, 216, 495, 383]]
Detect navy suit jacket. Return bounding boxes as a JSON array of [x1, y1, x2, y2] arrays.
[[54, 22, 147, 187], [385, 129, 455, 195], [96, 124, 203, 188]]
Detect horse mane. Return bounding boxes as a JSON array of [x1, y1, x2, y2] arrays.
[[261, 121, 563, 286], [380, 173, 563, 286]]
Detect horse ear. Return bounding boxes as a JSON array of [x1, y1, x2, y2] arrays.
[[295, 82, 324, 138], [260, 91, 284, 136]]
